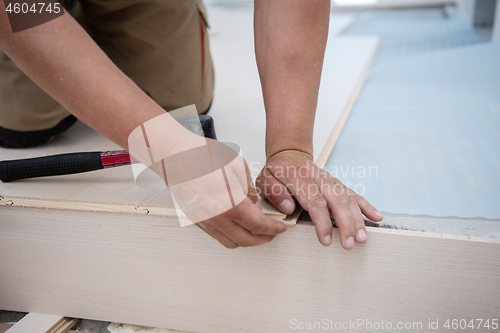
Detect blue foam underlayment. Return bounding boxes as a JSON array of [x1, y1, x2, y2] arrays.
[[344, 9, 489, 65], [325, 10, 500, 219]]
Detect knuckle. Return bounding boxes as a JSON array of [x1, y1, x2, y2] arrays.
[[317, 225, 332, 235], [251, 225, 265, 235], [334, 195, 350, 207], [309, 196, 328, 209]]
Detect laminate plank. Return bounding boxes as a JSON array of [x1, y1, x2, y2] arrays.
[[1, 206, 498, 333], [4, 313, 64, 333], [0, 322, 81, 333]]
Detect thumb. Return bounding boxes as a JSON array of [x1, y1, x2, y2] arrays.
[[256, 168, 296, 215]]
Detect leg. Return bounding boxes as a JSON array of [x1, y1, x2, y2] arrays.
[[0, 50, 76, 148], [79, 0, 215, 114], [0, 3, 87, 149]]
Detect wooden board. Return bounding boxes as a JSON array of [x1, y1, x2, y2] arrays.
[[45, 318, 78, 333], [0, 322, 80, 333], [329, 13, 357, 36], [4, 313, 64, 333], [0, 206, 499, 333], [314, 37, 379, 168]]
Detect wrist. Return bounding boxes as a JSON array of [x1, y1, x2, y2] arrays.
[[266, 149, 313, 164], [265, 122, 314, 160], [266, 140, 313, 161]]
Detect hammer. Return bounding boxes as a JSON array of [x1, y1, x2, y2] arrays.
[[0, 115, 217, 182]]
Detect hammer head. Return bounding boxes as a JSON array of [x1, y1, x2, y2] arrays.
[[177, 114, 217, 140]]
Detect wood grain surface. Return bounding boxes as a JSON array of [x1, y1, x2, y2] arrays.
[[3, 313, 65, 333], [1, 206, 498, 333]]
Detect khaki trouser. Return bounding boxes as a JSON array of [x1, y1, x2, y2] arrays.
[[0, 0, 214, 132]]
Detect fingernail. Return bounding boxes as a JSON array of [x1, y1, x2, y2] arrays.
[[374, 209, 383, 220], [278, 199, 294, 215], [357, 229, 367, 242], [323, 234, 332, 246], [345, 236, 355, 250]]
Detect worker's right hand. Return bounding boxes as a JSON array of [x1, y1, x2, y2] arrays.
[[196, 194, 287, 249], [157, 137, 287, 249], [195, 140, 287, 248]]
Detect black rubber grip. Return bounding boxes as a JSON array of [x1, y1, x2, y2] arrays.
[[0, 152, 103, 182]]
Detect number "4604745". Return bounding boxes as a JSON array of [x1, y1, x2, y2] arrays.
[[6, 2, 62, 14]]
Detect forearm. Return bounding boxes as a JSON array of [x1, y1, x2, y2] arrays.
[[254, 0, 330, 159], [0, 2, 185, 149]]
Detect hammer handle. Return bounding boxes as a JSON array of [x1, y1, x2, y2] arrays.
[[0, 152, 103, 182]]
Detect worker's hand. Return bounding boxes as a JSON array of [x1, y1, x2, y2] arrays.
[[155, 138, 287, 249], [256, 150, 383, 250], [194, 141, 287, 249], [196, 195, 287, 249]]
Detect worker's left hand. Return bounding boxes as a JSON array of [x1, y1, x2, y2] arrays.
[[256, 150, 383, 249]]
